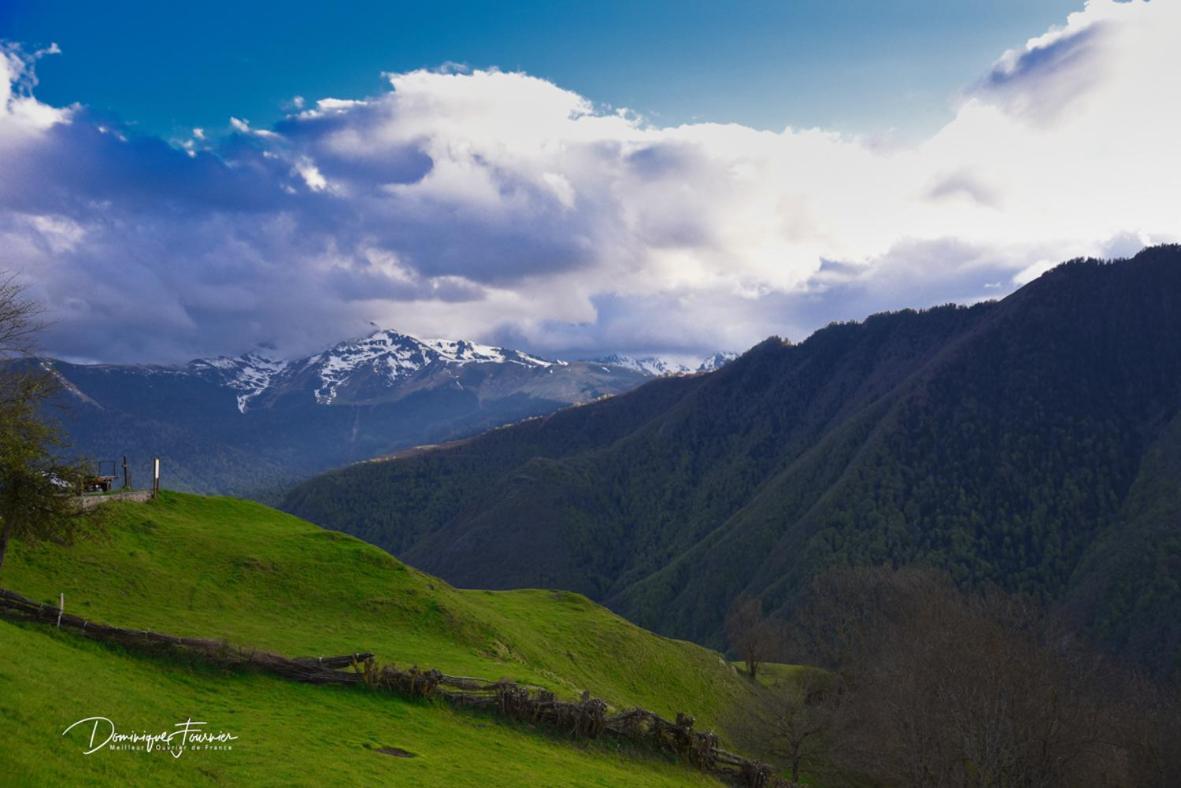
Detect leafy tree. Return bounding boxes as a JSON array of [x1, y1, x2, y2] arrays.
[[0, 276, 87, 576]]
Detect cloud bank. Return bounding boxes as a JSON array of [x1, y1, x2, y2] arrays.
[[0, 0, 1177, 363]]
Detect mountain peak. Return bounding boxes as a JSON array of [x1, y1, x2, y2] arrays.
[[587, 352, 737, 376], [305, 329, 557, 405]]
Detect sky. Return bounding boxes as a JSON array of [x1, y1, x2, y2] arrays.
[[0, 0, 1177, 363]]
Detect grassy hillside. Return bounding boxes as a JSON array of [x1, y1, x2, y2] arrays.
[[1, 492, 761, 784], [0, 620, 717, 786]]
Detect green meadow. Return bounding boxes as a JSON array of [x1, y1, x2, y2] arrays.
[[0, 492, 763, 785], [0, 619, 720, 786]]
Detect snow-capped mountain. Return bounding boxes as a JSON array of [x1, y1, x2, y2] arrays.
[[132, 330, 731, 417], [587, 352, 737, 376], [172, 330, 572, 413], [299, 330, 558, 406], [35, 328, 683, 497], [695, 352, 739, 372]]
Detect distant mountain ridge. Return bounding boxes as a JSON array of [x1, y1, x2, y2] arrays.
[[283, 246, 1181, 676], [181, 330, 562, 413], [35, 329, 729, 498], [583, 353, 738, 377]]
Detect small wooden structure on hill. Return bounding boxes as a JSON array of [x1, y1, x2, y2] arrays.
[[82, 460, 117, 493]]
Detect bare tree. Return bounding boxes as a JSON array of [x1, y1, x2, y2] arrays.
[[731, 667, 843, 785], [726, 594, 777, 680], [785, 567, 1150, 787], [1119, 676, 1181, 788], [0, 274, 41, 359]]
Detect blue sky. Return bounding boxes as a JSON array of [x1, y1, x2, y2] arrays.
[[4, 1, 1079, 140], [0, 1, 1176, 364]]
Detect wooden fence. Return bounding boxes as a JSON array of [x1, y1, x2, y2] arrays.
[[0, 588, 784, 787]]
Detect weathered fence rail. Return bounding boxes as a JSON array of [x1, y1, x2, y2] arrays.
[[0, 587, 784, 787]]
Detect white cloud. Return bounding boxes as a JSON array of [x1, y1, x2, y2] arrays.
[[229, 115, 278, 138], [294, 157, 329, 192], [0, 1, 1178, 364], [0, 44, 70, 142]]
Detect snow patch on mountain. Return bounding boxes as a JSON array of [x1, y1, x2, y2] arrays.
[[422, 338, 555, 368], [40, 360, 104, 408], [190, 353, 287, 413]]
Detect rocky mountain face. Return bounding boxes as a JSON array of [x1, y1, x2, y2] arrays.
[[282, 246, 1181, 676], [39, 330, 726, 498]]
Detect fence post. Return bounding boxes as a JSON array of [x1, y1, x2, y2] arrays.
[[152, 458, 161, 497], [57, 593, 64, 628]]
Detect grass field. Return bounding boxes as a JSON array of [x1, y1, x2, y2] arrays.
[[0, 492, 764, 785], [0, 619, 718, 786]]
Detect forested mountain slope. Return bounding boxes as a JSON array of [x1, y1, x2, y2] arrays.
[[284, 246, 1181, 673]]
